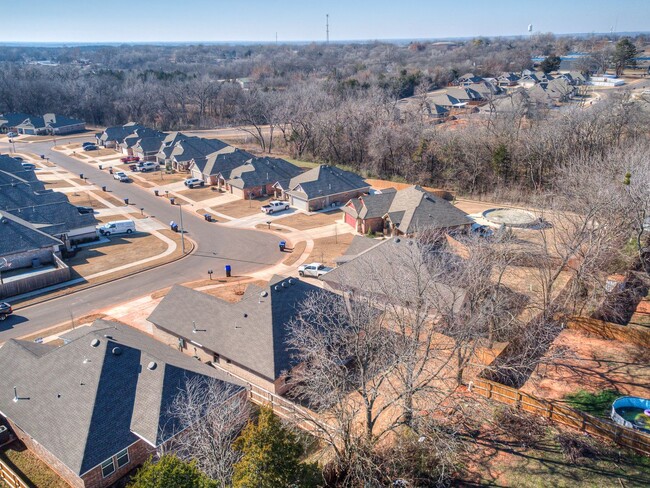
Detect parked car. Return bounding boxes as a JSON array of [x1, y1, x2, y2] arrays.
[[261, 200, 289, 214], [6, 132, 17, 138], [21, 162, 36, 170], [184, 178, 205, 188], [113, 171, 129, 182], [298, 262, 332, 279], [120, 155, 140, 163], [82, 141, 95, 148], [139, 161, 159, 172], [0, 302, 12, 321], [97, 220, 136, 236], [76, 206, 95, 214], [13, 156, 23, 161], [83, 144, 98, 151]]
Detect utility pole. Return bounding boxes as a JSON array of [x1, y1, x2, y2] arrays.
[[326, 14, 329, 44], [178, 204, 185, 254]]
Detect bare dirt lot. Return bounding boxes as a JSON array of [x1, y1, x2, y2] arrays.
[[135, 170, 187, 185], [212, 196, 274, 219], [307, 233, 355, 267], [521, 328, 650, 401], [66, 191, 109, 209], [274, 209, 343, 230], [177, 186, 224, 202], [66, 232, 170, 278]]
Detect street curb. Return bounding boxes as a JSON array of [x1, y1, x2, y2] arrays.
[[12, 236, 197, 312]]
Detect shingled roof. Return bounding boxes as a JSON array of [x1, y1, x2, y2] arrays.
[[190, 146, 254, 177], [344, 185, 471, 235], [0, 320, 242, 476], [282, 165, 369, 200], [148, 275, 328, 381], [0, 210, 63, 256], [227, 157, 302, 190]]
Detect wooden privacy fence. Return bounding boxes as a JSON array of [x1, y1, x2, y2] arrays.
[[0, 457, 29, 488], [567, 316, 650, 348], [470, 378, 650, 456]]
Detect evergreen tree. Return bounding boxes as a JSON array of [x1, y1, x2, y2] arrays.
[[613, 38, 639, 77], [491, 143, 513, 182], [232, 407, 320, 488], [540, 54, 562, 74], [129, 454, 218, 488]]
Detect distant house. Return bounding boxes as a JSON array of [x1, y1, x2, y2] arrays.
[[148, 275, 334, 395], [16, 113, 85, 135], [528, 78, 575, 106], [222, 157, 303, 199], [0, 154, 43, 187], [274, 165, 370, 212], [396, 98, 450, 122], [95, 123, 145, 148], [0, 320, 243, 488], [117, 128, 166, 158], [342, 185, 472, 236], [188, 146, 254, 186], [455, 73, 484, 86], [446, 87, 484, 104], [426, 93, 466, 109], [0, 113, 32, 134], [478, 89, 530, 117], [155, 131, 189, 166], [495, 72, 521, 87]]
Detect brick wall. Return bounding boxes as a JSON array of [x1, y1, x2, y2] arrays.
[[361, 217, 384, 234], [6, 418, 84, 488], [3, 248, 55, 270], [80, 440, 154, 488], [305, 188, 369, 212]]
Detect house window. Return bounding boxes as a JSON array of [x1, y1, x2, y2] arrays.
[[101, 458, 115, 478], [116, 448, 130, 469]]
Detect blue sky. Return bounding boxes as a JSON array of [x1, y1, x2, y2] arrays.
[[2, 0, 649, 43]]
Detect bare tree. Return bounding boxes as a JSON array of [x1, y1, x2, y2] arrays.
[[163, 376, 251, 485]]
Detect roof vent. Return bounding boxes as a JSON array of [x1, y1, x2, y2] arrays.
[[274, 285, 280, 291], [288, 279, 294, 285], [243, 313, 248, 318], [112, 347, 122, 356], [260, 291, 268, 298], [104, 335, 113, 339], [282, 282, 288, 288], [395, 238, 401, 243], [90, 339, 100, 347], [147, 361, 157, 371]]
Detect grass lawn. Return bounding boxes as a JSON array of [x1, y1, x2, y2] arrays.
[[307, 233, 355, 267], [177, 186, 224, 202], [135, 169, 187, 185], [0, 441, 69, 488], [282, 241, 307, 266], [43, 180, 72, 189], [564, 390, 621, 418], [273, 209, 343, 230], [212, 196, 273, 219]]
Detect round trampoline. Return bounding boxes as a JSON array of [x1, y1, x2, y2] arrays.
[[611, 396, 650, 433], [482, 208, 540, 228]]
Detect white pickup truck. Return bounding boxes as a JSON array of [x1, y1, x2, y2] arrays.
[[261, 200, 289, 214], [298, 262, 333, 279]]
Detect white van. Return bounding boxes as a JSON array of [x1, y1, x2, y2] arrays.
[[98, 220, 136, 236]]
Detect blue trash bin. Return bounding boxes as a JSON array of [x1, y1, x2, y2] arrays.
[[225, 265, 232, 277]]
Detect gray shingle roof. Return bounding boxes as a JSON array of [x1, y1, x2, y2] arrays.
[[283, 165, 369, 200], [168, 137, 229, 164], [344, 186, 471, 234], [0, 320, 242, 476], [322, 237, 467, 314], [190, 147, 254, 177], [0, 210, 63, 255], [98, 123, 146, 143], [0, 113, 32, 128], [0, 185, 98, 236], [227, 157, 302, 190], [147, 276, 329, 381]]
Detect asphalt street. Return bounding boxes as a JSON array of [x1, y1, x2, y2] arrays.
[[0, 139, 283, 341]]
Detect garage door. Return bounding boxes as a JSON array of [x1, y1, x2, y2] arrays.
[[344, 212, 357, 229], [291, 196, 309, 212]]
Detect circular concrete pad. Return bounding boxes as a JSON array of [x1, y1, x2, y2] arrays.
[[482, 208, 539, 228]]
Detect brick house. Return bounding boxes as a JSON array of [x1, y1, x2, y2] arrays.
[[15, 113, 85, 135], [342, 185, 472, 237], [274, 165, 370, 212], [188, 146, 254, 186], [220, 157, 303, 199], [148, 275, 334, 395], [0, 320, 242, 488]]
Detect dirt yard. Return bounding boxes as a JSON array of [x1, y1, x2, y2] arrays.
[[177, 185, 224, 201], [43, 180, 72, 189], [66, 232, 169, 278], [201, 279, 268, 301], [135, 170, 187, 185], [66, 191, 109, 209], [307, 233, 355, 267], [1, 441, 69, 488], [521, 328, 650, 401], [274, 209, 343, 230], [212, 196, 274, 219], [282, 241, 307, 266]]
